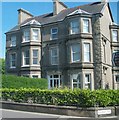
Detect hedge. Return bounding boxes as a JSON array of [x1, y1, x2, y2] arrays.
[[2, 75, 48, 89], [1, 88, 119, 107]]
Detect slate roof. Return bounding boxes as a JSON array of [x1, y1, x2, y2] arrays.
[[7, 2, 109, 33]]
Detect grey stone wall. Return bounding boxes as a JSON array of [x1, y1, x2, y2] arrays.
[[92, 14, 102, 89]]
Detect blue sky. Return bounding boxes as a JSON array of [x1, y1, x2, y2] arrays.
[[1, 1, 118, 58]]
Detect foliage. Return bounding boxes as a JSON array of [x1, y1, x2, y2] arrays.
[[0, 58, 5, 74], [2, 75, 48, 89], [1, 88, 119, 107]]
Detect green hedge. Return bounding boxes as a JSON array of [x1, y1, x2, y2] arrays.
[[2, 75, 48, 89], [1, 88, 119, 107]]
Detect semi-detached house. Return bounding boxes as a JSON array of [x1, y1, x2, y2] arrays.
[[5, 0, 119, 90]]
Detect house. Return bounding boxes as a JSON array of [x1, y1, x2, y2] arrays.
[[5, 0, 119, 90]]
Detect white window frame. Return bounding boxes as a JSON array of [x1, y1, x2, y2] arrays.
[[112, 30, 118, 42], [70, 20, 79, 34], [10, 53, 16, 68], [32, 75, 39, 78], [51, 28, 58, 40], [50, 47, 59, 65], [23, 29, 30, 42], [84, 74, 91, 89], [83, 18, 90, 33], [71, 44, 80, 63], [72, 74, 81, 89], [84, 43, 90, 62], [48, 74, 61, 89], [23, 50, 30, 66], [10, 36, 16, 47], [32, 49, 39, 65], [32, 29, 39, 41]]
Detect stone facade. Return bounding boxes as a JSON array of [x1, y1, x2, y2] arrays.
[[5, 0, 119, 89]]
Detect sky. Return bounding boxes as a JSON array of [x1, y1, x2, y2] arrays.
[[1, 0, 118, 59]]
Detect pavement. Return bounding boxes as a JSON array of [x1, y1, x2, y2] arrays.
[[1, 109, 119, 120]]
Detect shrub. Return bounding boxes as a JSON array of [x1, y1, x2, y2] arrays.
[[1, 88, 119, 107], [2, 75, 48, 89]]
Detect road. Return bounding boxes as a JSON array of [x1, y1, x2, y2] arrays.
[[1, 109, 119, 120]]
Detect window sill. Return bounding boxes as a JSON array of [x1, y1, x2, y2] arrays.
[[50, 38, 58, 40], [22, 41, 30, 43], [10, 67, 16, 69], [31, 65, 40, 67], [10, 45, 16, 47], [21, 65, 30, 67]]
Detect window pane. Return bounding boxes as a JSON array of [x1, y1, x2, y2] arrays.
[[32, 75, 38, 78], [83, 19, 89, 33], [11, 36, 16, 46], [84, 43, 90, 62], [24, 50, 29, 65], [51, 28, 58, 39], [70, 20, 79, 34], [33, 29, 38, 40], [25, 58, 29, 65], [112, 30, 118, 42], [33, 50, 38, 57], [33, 50, 38, 64], [24, 50, 29, 57], [85, 74, 91, 89], [85, 74, 90, 83], [52, 28, 58, 33], [116, 76, 119, 82], [71, 44, 80, 62], [73, 53, 80, 62], [51, 48, 58, 65], [24, 30, 30, 41], [10, 53, 16, 67]]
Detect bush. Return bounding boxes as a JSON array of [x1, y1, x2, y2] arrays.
[[1, 88, 119, 107], [2, 75, 48, 89]]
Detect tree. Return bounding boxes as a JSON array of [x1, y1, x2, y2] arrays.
[[0, 58, 5, 74]]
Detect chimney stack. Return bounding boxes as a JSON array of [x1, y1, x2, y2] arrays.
[[18, 8, 33, 24], [101, 0, 108, 3], [53, 0, 67, 15]]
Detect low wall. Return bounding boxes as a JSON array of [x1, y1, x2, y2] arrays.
[[1, 101, 118, 118]]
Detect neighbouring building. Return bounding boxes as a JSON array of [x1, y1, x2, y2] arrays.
[[5, 0, 119, 90]]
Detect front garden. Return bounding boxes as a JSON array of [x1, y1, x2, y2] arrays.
[[1, 75, 119, 107]]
